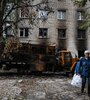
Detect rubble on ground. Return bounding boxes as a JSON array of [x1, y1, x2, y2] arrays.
[[0, 76, 89, 100]]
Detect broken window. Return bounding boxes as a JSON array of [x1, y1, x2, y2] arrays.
[[39, 28, 48, 38], [77, 29, 86, 39], [58, 29, 66, 38], [39, 10, 48, 19]]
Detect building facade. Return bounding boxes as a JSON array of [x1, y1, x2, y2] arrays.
[[5, 0, 90, 57]]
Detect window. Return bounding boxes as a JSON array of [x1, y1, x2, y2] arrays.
[[39, 28, 48, 38], [77, 29, 86, 39], [4, 23, 14, 37], [58, 29, 66, 38], [77, 11, 84, 21], [39, 10, 48, 19], [20, 28, 29, 37], [4, 3, 15, 21], [20, 7, 29, 18], [57, 10, 66, 20], [58, 0, 66, 1], [5, 27, 14, 36]]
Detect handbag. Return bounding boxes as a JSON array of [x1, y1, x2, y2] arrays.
[[71, 74, 82, 88]]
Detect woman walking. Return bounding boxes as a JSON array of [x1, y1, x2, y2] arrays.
[[75, 50, 90, 97]]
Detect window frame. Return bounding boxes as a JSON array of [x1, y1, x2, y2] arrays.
[[38, 10, 48, 19], [19, 28, 29, 37], [39, 28, 48, 38], [57, 10, 66, 20], [4, 3, 16, 21], [77, 11, 84, 21], [58, 29, 66, 39], [77, 29, 86, 39], [19, 7, 29, 18]]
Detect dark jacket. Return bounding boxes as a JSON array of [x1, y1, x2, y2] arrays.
[[75, 57, 90, 77]]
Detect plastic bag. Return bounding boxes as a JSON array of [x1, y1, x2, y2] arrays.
[[71, 74, 82, 88]]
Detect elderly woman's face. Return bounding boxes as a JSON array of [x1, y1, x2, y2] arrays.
[[85, 53, 90, 58]]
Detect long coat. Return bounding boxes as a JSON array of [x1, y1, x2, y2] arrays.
[[75, 57, 90, 77]]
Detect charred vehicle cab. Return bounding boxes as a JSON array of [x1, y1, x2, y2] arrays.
[[56, 50, 78, 73]]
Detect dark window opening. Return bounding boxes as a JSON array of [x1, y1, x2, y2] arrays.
[[20, 28, 29, 37], [58, 29, 66, 38], [25, 28, 29, 37], [20, 28, 24, 37], [39, 28, 48, 37], [77, 29, 86, 39]]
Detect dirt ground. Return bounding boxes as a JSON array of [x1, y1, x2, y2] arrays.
[[0, 75, 90, 100]]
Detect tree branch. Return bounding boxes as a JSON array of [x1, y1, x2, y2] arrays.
[[3, 0, 49, 24]]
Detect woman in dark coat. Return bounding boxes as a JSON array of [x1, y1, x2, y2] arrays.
[[75, 50, 90, 96]]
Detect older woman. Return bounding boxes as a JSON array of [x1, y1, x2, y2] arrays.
[[75, 50, 90, 96]]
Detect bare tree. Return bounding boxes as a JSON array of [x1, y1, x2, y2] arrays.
[[0, 0, 54, 57], [0, 0, 53, 35], [72, 0, 90, 28]]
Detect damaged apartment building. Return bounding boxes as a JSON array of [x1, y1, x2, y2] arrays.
[[4, 0, 90, 57]]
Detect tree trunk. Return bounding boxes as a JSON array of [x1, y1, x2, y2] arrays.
[[0, 23, 3, 37], [0, 0, 6, 36], [0, 11, 4, 55], [0, 3, 3, 36], [0, 1, 4, 55]]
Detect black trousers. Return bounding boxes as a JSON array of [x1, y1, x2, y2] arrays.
[[81, 76, 90, 95]]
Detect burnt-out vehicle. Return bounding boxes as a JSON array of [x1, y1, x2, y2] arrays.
[[0, 44, 56, 73], [0, 44, 78, 73], [0, 52, 31, 72]]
